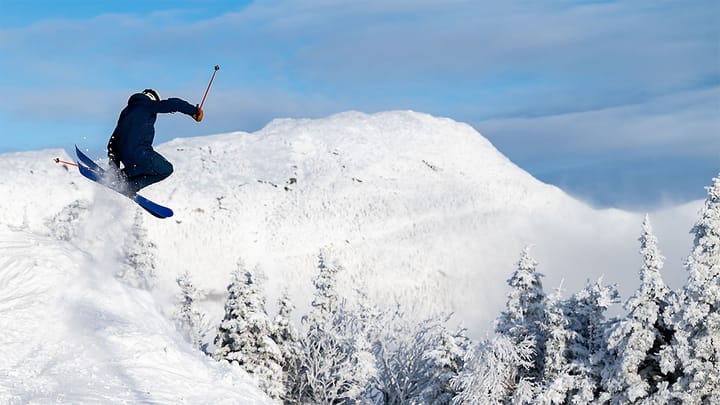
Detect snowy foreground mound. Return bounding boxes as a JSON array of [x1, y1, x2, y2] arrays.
[[0, 228, 271, 403], [0, 111, 700, 403]]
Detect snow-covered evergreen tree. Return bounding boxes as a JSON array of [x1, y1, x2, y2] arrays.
[[451, 334, 535, 404], [351, 288, 389, 404], [306, 252, 340, 322], [352, 287, 385, 349], [369, 312, 468, 405], [116, 209, 157, 290], [665, 175, 720, 404], [495, 247, 547, 383], [601, 215, 673, 404], [173, 271, 209, 351], [423, 322, 470, 403], [563, 278, 619, 403], [291, 252, 376, 404], [213, 261, 284, 399], [370, 312, 433, 404], [536, 286, 575, 404], [270, 290, 302, 402]]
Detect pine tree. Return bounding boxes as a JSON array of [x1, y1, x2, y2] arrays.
[[495, 247, 547, 383], [451, 334, 535, 404], [368, 308, 425, 404], [351, 288, 388, 404], [291, 252, 376, 404], [116, 209, 157, 290], [423, 323, 471, 404], [563, 278, 619, 403], [270, 290, 301, 402], [353, 287, 385, 349], [666, 175, 720, 404], [307, 252, 340, 322], [173, 271, 209, 351], [370, 313, 468, 405], [537, 286, 575, 404], [602, 215, 673, 404], [213, 262, 284, 399]]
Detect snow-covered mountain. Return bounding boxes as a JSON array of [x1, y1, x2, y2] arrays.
[[0, 111, 700, 403]]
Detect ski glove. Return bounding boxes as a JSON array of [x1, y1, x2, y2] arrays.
[[193, 106, 204, 122]]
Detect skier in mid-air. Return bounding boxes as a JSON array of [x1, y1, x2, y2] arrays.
[[106, 89, 203, 196]]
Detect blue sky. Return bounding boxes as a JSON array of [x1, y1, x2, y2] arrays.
[[1, 0, 718, 209]]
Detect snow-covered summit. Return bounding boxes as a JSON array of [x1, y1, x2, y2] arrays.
[[148, 110, 582, 320]]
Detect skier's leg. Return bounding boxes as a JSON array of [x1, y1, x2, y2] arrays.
[[127, 152, 174, 193]]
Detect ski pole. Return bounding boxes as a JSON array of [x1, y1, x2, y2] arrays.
[[54, 157, 78, 167], [199, 65, 220, 110]]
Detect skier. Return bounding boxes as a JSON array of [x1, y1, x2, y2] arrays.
[[107, 89, 203, 195]]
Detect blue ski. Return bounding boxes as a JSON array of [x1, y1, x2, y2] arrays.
[[75, 148, 174, 219], [75, 145, 105, 175]]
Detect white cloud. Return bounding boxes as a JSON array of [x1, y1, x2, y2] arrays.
[[476, 87, 720, 159]]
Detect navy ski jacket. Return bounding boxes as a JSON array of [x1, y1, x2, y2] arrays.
[[107, 93, 198, 176]]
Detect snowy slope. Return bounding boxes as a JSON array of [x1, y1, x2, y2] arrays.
[[0, 223, 272, 404], [0, 111, 701, 401]]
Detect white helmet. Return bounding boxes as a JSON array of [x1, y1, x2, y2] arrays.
[[142, 89, 161, 101]]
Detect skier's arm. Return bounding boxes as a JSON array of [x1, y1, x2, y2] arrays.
[[153, 98, 199, 117]]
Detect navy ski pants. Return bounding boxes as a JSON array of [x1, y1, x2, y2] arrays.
[[125, 151, 173, 193]]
